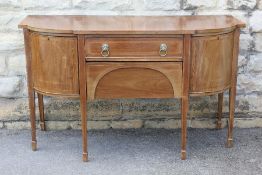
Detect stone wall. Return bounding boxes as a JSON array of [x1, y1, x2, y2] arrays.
[[0, 0, 262, 129]]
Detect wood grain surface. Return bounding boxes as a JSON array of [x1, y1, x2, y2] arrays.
[[86, 62, 182, 100], [190, 32, 234, 94], [85, 36, 183, 60], [30, 33, 79, 95], [19, 15, 245, 34]]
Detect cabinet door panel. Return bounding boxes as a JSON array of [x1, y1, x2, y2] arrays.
[[190, 32, 234, 94], [86, 62, 182, 100], [31, 33, 79, 95]]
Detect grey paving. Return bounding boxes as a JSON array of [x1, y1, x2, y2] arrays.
[[0, 128, 261, 175]]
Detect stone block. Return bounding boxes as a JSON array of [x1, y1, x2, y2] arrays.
[[0, 76, 22, 98], [0, 98, 29, 121], [19, 76, 28, 97], [72, 0, 133, 10], [0, 55, 7, 75], [45, 121, 71, 130], [238, 55, 249, 74], [121, 99, 180, 120], [190, 118, 226, 128], [22, 0, 71, 10], [254, 33, 262, 52], [227, 0, 256, 10], [44, 98, 80, 121], [258, 0, 262, 9], [250, 11, 262, 33], [131, 0, 145, 11], [144, 0, 181, 10], [69, 121, 81, 130], [111, 120, 143, 129], [0, 32, 24, 52], [183, 0, 227, 10], [0, 122, 3, 128], [235, 117, 262, 128], [237, 95, 262, 112], [0, 12, 26, 32], [0, 0, 21, 9], [88, 121, 111, 130], [7, 53, 26, 76], [41, 99, 120, 121], [144, 119, 180, 129], [248, 54, 262, 73], [120, 9, 192, 16], [240, 34, 253, 51], [238, 55, 247, 67], [237, 74, 262, 93], [189, 96, 218, 114], [5, 121, 31, 129], [88, 99, 122, 120]]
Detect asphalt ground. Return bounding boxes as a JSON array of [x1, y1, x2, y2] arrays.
[[0, 128, 261, 175]]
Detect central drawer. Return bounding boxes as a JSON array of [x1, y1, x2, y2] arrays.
[[84, 36, 183, 61]]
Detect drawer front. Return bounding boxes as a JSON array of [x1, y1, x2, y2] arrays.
[[86, 62, 182, 100], [85, 37, 183, 61]]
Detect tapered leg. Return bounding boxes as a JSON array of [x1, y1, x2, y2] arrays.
[[23, 29, 37, 151], [181, 97, 188, 160], [29, 91, 37, 151], [37, 93, 46, 131], [181, 35, 191, 160], [80, 93, 87, 162], [226, 88, 236, 148], [216, 93, 223, 129], [226, 28, 240, 148], [78, 35, 88, 162]]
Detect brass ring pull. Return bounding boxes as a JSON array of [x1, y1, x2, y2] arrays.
[[101, 43, 110, 57], [159, 43, 167, 57]]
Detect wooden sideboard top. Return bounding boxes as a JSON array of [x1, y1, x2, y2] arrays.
[[19, 15, 245, 34]]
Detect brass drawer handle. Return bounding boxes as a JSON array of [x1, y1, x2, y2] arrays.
[[101, 43, 110, 57], [159, 43, 167, 57]]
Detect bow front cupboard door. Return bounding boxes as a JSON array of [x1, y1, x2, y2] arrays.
[[190, 32, 234, 95], [30, 33, 79, 96]]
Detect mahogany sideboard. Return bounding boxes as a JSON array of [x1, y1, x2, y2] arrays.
[[18, 15, 245, 162]]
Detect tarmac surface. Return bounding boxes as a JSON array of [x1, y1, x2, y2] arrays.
[[0, 128, 261, 175]]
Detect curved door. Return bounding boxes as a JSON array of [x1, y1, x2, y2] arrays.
[[30, 33, 79, 95], [190, 32, 234, 95]]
